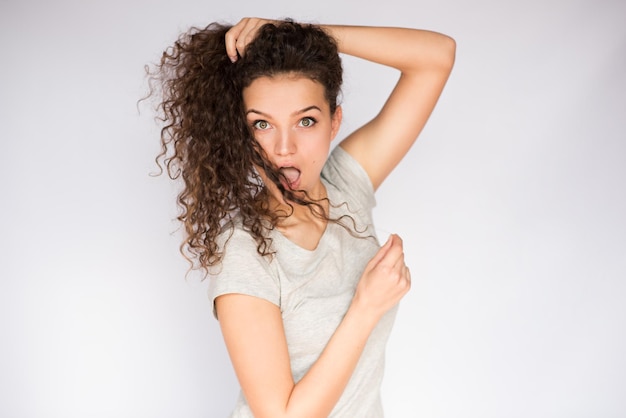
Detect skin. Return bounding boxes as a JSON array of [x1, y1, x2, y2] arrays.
[[217, 17, 456, 418]]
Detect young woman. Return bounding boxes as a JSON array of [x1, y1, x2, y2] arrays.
[[151, 17, 454, 418]]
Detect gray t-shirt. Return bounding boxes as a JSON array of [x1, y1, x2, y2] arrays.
[[208, 146, 398, 417]]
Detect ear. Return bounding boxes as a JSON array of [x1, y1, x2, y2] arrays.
[[330, 105, 343, 141]]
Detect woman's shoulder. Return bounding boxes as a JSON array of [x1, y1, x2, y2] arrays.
[[209, 215, 276, 276], [208, 217, 281, 317], [322, 145, 376, 210], [217, 216, 265, 253]]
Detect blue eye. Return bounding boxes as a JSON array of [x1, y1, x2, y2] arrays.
[[253, 120, 270, 130], [299, 117, 316, 127]]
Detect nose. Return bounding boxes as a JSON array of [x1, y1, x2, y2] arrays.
[[274, 129, 296, 156]]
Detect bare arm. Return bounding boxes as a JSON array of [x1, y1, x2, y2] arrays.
[[216, 235, 410, 418], [324, 25, 456, 190]]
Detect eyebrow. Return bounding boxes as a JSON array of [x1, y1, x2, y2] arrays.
[[245, 105, 322, 117]]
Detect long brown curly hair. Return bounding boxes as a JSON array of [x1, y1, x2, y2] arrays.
[[147, 20, 344, 272]]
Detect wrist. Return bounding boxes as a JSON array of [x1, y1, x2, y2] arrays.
[[346, 296, 382, 331]]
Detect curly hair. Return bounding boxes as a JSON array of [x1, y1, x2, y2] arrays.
[[147, 20, 344, 272]]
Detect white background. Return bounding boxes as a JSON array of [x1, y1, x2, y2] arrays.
[[1, 0, 625, 417]]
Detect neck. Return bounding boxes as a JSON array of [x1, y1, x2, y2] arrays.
[[265, 183, 329, 228]]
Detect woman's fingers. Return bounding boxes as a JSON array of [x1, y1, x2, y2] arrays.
[[356, 234, 411, 316], [378, 234, 404, 268], [367, 233, 394, 268], [371, 234, 410, 284], [381, 235, 411, 287], [224, 19, 245, 61], [225, 17, 273, 62]]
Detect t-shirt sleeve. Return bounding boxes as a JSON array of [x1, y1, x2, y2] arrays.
[[207, 227, 280, 319], [322, 145, 376, 212]]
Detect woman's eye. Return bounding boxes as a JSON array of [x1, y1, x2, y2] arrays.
[[299, 117, 316, 127], [253, 120, 270, 130]]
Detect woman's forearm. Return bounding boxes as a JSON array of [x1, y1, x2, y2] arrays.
[[322, 24, 456, 73], [279, 235, 409, 418], [282, 303, 380, 418]]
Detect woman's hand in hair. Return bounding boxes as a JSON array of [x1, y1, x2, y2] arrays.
[[225, 17, 276, 62]]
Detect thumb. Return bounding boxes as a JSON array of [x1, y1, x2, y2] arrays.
[[367, 234, 395, 270]]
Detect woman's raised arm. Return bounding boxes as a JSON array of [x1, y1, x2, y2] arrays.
[[325, 24, 455, 190]]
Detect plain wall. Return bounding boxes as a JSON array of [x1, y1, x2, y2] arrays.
[[1, 0, 625, 417]]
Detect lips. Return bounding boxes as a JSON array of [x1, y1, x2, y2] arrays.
[[279, 166, 301, 189]]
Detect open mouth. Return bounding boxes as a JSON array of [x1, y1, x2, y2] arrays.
[[279, 166, 301, 189]]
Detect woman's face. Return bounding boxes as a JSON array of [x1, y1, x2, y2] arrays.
[[243, 73, 342, 201]]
